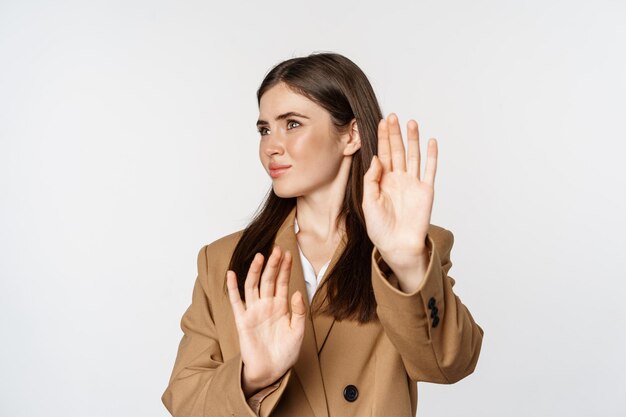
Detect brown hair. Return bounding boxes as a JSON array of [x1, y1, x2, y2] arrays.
[[225, 52, 383, 323]]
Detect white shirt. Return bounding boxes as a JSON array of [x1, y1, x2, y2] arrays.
[[294, 216, 332, 305]]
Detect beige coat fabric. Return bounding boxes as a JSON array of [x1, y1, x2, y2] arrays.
[[162, 206, 484, 416]]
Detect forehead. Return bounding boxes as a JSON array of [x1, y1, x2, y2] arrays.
[[258, 82, 321, 116]]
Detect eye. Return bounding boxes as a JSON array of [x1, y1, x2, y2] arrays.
[[258, 127, 269, 136], [287, 120, 301, 129]]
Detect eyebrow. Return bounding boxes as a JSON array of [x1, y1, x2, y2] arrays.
[[256, 112, 310, 127]]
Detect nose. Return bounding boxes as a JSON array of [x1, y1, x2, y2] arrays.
[[262, 130, 286, 157]]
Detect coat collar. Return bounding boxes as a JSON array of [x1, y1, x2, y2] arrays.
[[273, 205, 347, 417]]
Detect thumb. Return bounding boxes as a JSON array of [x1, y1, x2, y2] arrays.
[[289, 290, 306, 331], [363, 155, 382, 203]]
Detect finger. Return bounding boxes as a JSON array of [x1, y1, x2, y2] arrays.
[[387, 113, 406, 172], [377, 118, 392, 173], [258, 245, 283, 298], [275, 249, 292, 301], [363, 155, 383, 205], [422, 138, 438, 186], [260, 245, 284, 298], [245, 252, 263, 303], [226, 270, 246, 322], [406, 119, 420, 179], [289, 290, 306, 332]]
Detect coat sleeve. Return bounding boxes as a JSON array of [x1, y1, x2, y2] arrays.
[[161, 245, 293, 417], [371, 227, 484, 384]]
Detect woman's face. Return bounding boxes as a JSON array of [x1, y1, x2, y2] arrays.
[[257, 82, 359, 198]]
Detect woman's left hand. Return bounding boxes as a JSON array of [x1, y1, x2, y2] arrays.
[[362, 112, 438, 275]]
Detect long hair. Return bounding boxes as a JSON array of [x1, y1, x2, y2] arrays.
[[226, 52, 383, 323]]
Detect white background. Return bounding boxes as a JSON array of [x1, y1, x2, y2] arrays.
[[1, 0, 625, 416]]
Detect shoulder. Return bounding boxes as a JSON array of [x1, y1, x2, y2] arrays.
[[206, 228, 245, 256], [194, 228, 247, 281], [198, 228, 245, 264]]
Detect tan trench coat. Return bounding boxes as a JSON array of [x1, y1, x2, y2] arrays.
[[162, 206, 484, 416]]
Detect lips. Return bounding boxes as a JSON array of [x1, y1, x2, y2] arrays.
[[269, 164, 291, 178], [269, 163, 291, 170]]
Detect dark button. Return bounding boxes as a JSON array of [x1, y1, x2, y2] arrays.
[[343, 384, 359, 402], [430, 306, 438, 318], [428, 297, 436, 309], [432, 315, 440, 327]]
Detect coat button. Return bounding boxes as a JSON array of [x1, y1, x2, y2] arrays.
[[428, 297, 436, 309], [430, 306, 438, 317], [432, 315, 440, 328], [343, 384, 359, 402]]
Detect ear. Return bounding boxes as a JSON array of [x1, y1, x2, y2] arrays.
[[343, 118, 361, 156]]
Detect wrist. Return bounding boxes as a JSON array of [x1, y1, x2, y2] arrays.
[[242, 366, 262, 398], [242, 365, 277, 398], [379, 246, 430, 273]]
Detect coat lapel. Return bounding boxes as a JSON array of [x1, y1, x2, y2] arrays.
[[274, 205, 347, 417], [310, 229, 346, 354]]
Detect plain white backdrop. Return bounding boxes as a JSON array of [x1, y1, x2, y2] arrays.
[[1, 0, 625, 416]]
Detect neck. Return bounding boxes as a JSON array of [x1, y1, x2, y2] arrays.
[[294, 154, 351, 241]]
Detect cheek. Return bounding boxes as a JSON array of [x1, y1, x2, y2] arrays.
[[287, 135, 336, 164], [290, 146, 341, 181], [287, 143, 312, 165]]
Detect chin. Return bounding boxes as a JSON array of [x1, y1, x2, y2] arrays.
[[272, 187, 298, 198], [272, 182, 305, 198]]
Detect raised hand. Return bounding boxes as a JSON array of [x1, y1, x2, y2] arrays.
[[226, 245, 306, 397], [362, 113, 438, 274]]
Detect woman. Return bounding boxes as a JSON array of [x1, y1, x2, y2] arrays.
[[162, 52, 484, 417]]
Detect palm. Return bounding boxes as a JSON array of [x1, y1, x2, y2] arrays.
[[362, 113, 438, 265], [237, 296, 302, 377], [226, 246, 306, 387]]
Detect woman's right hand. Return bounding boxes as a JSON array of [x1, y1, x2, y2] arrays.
[[226, 245, 306, 397]]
